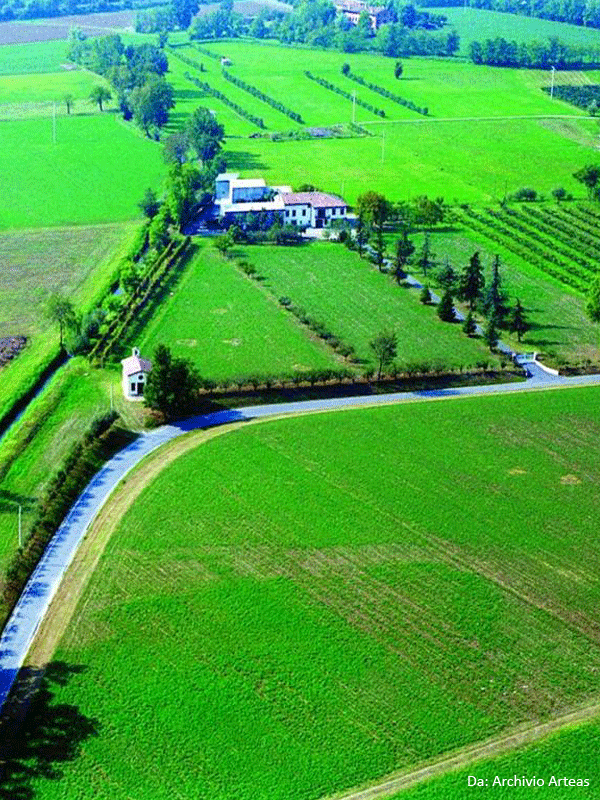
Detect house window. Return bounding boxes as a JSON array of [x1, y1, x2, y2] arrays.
[[131, 382, 136, 392], [292, 209, 296, 217]]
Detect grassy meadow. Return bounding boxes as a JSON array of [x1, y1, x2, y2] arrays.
[[0, 359, 137, 578], [0, 113, 164, 229], [0, 38, 71, 74], [245, 241, 500, 368], [17, 385, 600, 798], [136, 241, 339, 380], [224, 115, 596, 205]]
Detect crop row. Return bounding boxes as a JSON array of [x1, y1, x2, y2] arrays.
[[183, 71, 266, 129], [541, 84, 600, 110], [90, 237, 191, 364], [458, 208, 587, 291], [190, 42, 222, 61], [564, 203, 600, 228], [345, 71, 429, 116], [304, 71, 386, 118], [506, 206, 600, 266], [221, 69, 304, 124], [520, 205, 600, 256], [545, 204, 600, 242], [485, 207, 597, 278]]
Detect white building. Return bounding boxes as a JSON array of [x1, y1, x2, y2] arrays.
[[282, 191, 348, 229], [214, 174, 349, 230], [121, 347, 152, 401]]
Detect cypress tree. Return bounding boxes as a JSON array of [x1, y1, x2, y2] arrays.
[[460, 251, 485, 311], [483, 255, 508, 324], [420, 285, 432, 304], [483, 317, 499, 351], [509, 298, 530, 342], [437, 289, 456, 322], [462, 310, 477, 336]]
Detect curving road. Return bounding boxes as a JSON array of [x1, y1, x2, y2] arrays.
[[1, 366, 600, 714]]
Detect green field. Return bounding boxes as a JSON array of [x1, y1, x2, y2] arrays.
[[392, 717, 600, 798], [136, 241, 339, 380], [0, 113, 164, 229], [439, 6, 600, 54], [0, 222, 138, 338], [0, 39, 71, 75], [225, 115, 595, 205], [17, 385, 600, 799], [0, 221, 138, 431], [245, 241, 500, 368]]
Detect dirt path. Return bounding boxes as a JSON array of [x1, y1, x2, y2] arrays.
[[323, 700, 600, 800]]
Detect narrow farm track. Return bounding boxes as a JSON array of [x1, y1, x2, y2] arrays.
[[323, 699, 600, 800]]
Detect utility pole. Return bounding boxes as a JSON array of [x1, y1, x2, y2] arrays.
[[381, 129, 385, 165], [18, 504, 22, 548], [550, 65, 556, 99], [352, 90, 356, 124]]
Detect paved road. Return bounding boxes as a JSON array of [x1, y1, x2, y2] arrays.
[[1, 368, 600, 713]]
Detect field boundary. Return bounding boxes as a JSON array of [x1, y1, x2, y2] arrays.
[[323, 700, 600, 800]]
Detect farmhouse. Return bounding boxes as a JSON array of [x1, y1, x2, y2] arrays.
[[214, 173, 350, 229], [333, 0, 393, 30], [282, 191, 348, 229], [121, 346, 152, 400]]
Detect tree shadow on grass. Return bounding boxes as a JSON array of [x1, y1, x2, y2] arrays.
[[0, 490, 36, 516], [224, 150, 268, 171], [0, 662, 100, 799]]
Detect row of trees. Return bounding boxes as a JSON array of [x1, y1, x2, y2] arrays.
[[469, 36, 600, 69], [424, 0, 600, 30]]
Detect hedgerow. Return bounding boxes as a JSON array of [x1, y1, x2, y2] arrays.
[[222, 70, 304, 124], [0, 411, 127, 629], [344, 70, 429, 116], [183, 71, 266, 129], [304, 71, 386, 118]]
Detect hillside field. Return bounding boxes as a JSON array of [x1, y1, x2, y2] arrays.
[[135, 241, 340, 380], [13, 385, 600, 799]]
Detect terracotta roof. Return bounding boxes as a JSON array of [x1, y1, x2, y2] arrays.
[[121, 354, 152, 376], [282, 192, 347, 208]]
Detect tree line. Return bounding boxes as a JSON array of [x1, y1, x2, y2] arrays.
[[304, 71, 386, 117], [342, 65, 429, 115], [422, 0, 600, 30], [469, 35, 600, 68]]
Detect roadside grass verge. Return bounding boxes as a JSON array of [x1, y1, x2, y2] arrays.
[[19, 385, 600, 799]]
